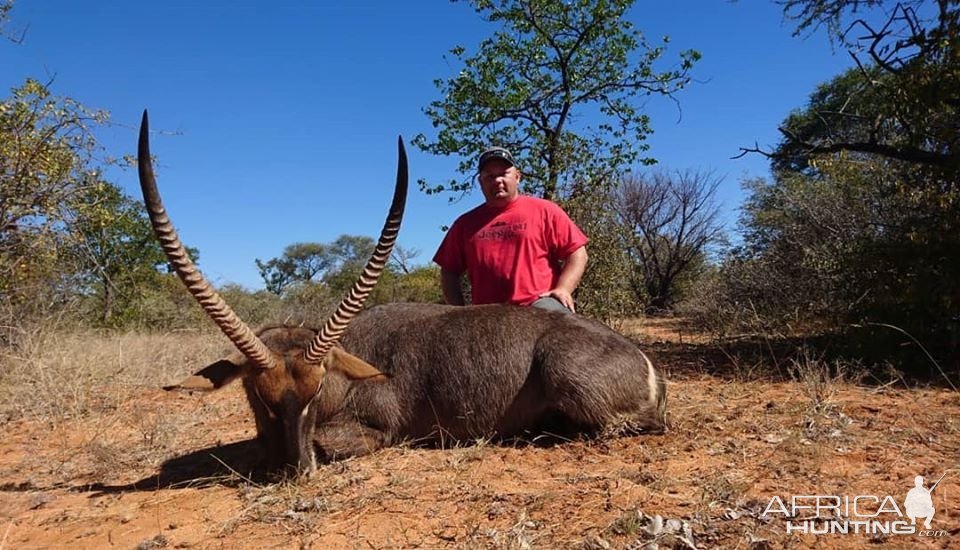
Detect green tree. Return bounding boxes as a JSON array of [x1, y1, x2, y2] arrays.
[[0, 0, 24, 43], [261, 238, 441, 319], [327, 234, 375, 276], [561, 182, 638, 321], [747, 1, 960, 175], [256, 235, 375, 295], [717, 1, 960, 352], [414, 0, 700, 201], [256, 242, 332, 294], [320, 235, 377, 295], [0, 79, 109, 335], [69, 179, 173, 326], [382, 247, 444, 304], [718, 154, 959, 340], [219, 283, 282, 327], [0, 78, 202, 332], [386, 265, 444, 304]]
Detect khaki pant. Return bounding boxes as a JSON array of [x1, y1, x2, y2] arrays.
[[530, 296, 571, 314]]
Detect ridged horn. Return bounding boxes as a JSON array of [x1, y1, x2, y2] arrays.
[[137, 110, 278, 370], [303, 136, 408, 364]]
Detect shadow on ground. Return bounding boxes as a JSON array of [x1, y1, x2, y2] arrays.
[[646, 329, 959, 388], [85, 439, 270, 495]]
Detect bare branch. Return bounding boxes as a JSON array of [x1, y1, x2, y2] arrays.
[[614, 170, 725, 309]]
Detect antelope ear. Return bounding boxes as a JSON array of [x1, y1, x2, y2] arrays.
[[163, 355, 246, 391], [326, 347, 386, 380]]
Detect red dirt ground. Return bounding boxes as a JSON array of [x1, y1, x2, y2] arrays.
[[1, 320, 958, 548]]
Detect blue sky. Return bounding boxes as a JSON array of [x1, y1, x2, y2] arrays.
[[3, 1, 853, 289]]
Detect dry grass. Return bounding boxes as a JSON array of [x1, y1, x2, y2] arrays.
[[0, 326, 958, 548], [0, 329, 230, 485], [786, 349, 857, 442], [619, 315, 713, 345], [0, 329, 227, 422]]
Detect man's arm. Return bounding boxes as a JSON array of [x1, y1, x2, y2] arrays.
[[440, 268, 466, 306], [542, 245, 588, 312]]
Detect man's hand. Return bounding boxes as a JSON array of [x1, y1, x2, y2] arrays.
[[541, 288, 575, 313], [541, 246, 587, 313]]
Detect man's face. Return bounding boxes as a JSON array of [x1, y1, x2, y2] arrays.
[[478, 158, 521, 207]]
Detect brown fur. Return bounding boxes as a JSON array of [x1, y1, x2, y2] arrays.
[[172, 303, 666, 471]]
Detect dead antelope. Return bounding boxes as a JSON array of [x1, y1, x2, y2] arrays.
[[139, 112, 666, 475]]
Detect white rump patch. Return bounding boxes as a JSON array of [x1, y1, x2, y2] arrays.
[[641, 352, 657, 404]]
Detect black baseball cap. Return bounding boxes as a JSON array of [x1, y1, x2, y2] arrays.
[[477, 147, 516, 171]]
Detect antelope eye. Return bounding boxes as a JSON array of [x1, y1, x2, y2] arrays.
[[253, 387, 282, 420]]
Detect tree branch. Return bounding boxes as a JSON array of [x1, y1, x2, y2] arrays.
[[737, 125, 956, 168]]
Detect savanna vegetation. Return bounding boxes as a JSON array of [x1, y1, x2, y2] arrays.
[[707, 0, 960, 375], [2, 1, 958, 547], [3, 0, 957, 392], [412, 0, 959, 381]]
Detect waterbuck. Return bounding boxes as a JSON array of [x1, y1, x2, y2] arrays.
[[139, 112, 665, 475]]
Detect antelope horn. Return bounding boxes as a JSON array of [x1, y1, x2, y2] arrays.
[[304, 136, 408, 364], [137, 110, 278, 370]]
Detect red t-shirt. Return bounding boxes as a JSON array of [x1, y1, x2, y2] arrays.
[[433, 195, 588, 306]]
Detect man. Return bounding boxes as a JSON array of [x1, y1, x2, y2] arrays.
[[433, 146, 588, 312]]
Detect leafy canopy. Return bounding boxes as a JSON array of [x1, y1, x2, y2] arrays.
[[0, 78, 196, 331], [759, 0, 960, 175], [69, 179, 175, 325], [717, 35, 960, 347], [256, 235, 375, 295], [414, 0, 700, 200], [1, 78, 109, 304]]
